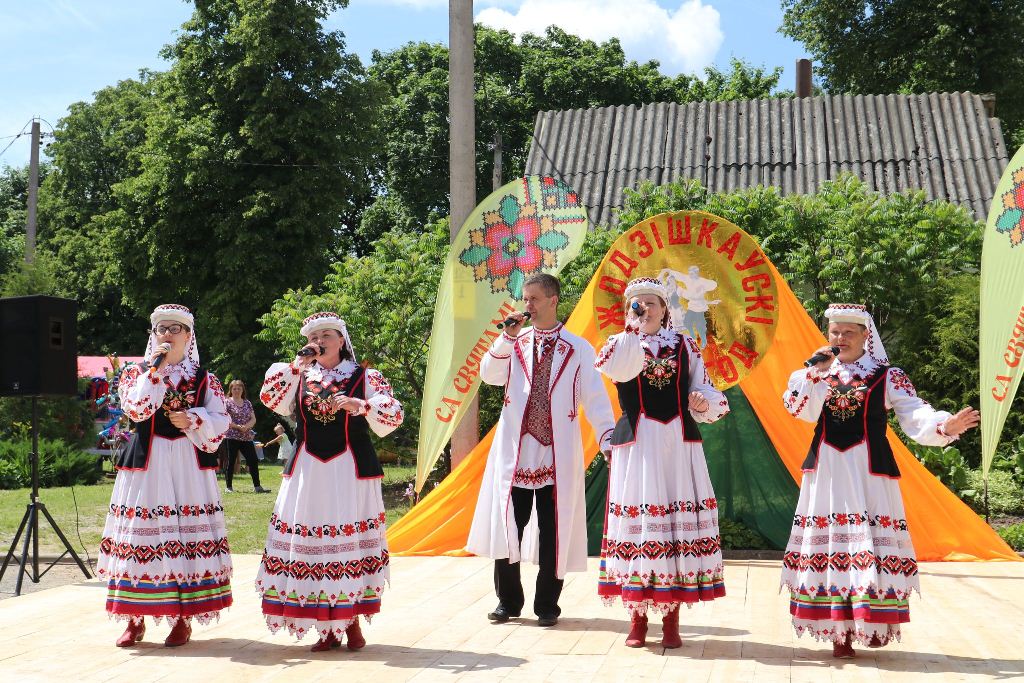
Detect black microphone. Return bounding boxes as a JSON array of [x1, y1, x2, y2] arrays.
[[497, 312, 531, 329], [804, 346, 841, 367], [150, 343, 171, 370], [297, 344, 326, 357]]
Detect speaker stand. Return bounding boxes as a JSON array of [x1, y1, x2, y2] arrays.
[[0, 396, 92, 595]]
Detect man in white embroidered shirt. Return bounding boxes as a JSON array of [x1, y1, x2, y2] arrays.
[[466, 273, 615, 627]]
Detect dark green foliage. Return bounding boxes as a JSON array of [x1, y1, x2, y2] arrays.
[[963, 469, 1024, 516], [996, 522, 1024, 551], [0, 438, 103, 490], [719, 517, 772, 550], [910, 445, 971, 492], [780, 0, 1024, 146], [370, 26, 782, 222], [258, 220, 449, 443]]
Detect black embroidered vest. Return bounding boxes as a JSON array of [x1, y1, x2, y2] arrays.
[[116, 367, 218, 470], [802, 364, 899, 478], [611, 333, 701, 446], [284, 365, 383, 478]]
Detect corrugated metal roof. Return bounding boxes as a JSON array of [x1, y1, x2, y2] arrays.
[[525, 92, 1007, 225]]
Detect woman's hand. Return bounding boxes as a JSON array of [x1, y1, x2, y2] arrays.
[[332, 394, 367, 415], [168, 411, 192, 430], [294, 343, 320, 369], [688, 391, 709, 413], [811, 345, 836, 372], [943, 407, 981, 437], [149, 342, 171, 367]]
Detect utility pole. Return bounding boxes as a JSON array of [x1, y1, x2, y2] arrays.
[[25, 119, 40, 264], [449, 0, 478, 470], [491, 131, 503, 191]]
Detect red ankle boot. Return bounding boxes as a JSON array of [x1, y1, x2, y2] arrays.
[[661, 607, 682, 649], [346, 617, 366, 650], [832, 633, 855, 659], [115, 620, 145, 647], [164, 619, 192, 647], [310, 630, 341, 652], [625, 612, 648, 647]]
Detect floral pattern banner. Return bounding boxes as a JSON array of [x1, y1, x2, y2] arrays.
[[980, 144, 1024, 479], [415, 176, 589, 492]]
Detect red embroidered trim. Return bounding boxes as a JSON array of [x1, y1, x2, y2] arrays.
[[512, 465, 555, 487], [608, 497, 718, 518], [783, 550, 918, 577], [269, 512, 387, 539]]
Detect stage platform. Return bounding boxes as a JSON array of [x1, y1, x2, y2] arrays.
[[1, 555, 1022, 682]]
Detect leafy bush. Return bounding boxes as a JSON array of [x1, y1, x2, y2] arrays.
[[911, 445, 971, 493], [719, 517, 772, 550], [0, 438, 102, 490], [996, 523, 1024, 552], [961, 469, 1024, 517]]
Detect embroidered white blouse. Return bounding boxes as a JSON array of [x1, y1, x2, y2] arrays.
[[260, 359, 403, 438], [595, 327, 729, 424], [119, 362, 230, 453], [782, 353, 956, 447]]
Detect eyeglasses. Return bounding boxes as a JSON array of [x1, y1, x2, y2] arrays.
[[152, 324, 186, 335]]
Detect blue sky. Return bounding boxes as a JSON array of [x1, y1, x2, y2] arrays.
[[0, 0, 805, 166]]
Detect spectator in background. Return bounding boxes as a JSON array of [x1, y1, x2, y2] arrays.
[[224, 379, 270, 493]]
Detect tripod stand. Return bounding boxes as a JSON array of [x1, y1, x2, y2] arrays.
[[0, 396, 92, 595]]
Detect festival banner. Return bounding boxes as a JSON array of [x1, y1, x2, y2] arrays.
[[414, 176, 589, 492], [591, 210, 779, 389], [980, 145, 1024, 479]]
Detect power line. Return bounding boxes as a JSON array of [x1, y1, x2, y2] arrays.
[[0, 119, 35, 159]]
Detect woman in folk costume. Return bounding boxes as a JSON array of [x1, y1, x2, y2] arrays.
[[98, 304, 232, 648], [595, 277, 730, 648], [781, 304, 979, 658], [257, 312, 403, 652], [467, 274, 616, 627]]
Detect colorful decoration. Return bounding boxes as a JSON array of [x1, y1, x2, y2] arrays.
[[994, 167, 1024, 247], [415, 176, 590, 493], [459, 177, 583, 299]]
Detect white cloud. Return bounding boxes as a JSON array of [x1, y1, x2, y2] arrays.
[[476, 0, 723, 75]]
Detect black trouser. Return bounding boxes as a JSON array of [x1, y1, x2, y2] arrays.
[[494, 485, 563, 618], [226, 439, 261, 488]]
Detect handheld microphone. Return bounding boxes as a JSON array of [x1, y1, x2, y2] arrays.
[[297, 344, 326, 358], [497, 312, 531, 329], [630, 301, 645, 315], [804, 346, 840, 367], [150, 343, 171, 370]]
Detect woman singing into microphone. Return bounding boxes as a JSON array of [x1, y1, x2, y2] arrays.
[[256, 312, 404, 652], [97, 304, 233, 648], [781, 304, 979, 658], [595, 278, 729, 648]]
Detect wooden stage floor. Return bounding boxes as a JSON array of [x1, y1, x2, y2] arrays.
[[1, 555, 1022, 682]]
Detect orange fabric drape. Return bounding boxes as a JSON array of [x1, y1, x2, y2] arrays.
[[389, 260, 1018, 561]]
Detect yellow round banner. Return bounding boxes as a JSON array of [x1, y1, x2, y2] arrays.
[[592, 210, 779, 390]]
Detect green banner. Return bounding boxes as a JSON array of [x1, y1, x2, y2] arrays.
[[980, 145, 1024, 478], [414, 176, 589, 492]]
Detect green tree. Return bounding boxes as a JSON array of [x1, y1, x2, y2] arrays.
[[780, 0, 1024, 145], [0, 164, 50, 281], [106, 0, 384, 381], [370, 25, 783, 222], [38, 76, 157, 353], [258, 220, 449, 444]]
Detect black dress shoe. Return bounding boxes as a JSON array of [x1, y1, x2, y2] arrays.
[[537, 615, 559, 627], [487, 605, 520, 622]]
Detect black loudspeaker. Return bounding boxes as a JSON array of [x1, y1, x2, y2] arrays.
[[0, 295, 78, 397]]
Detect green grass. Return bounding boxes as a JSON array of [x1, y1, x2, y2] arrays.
[[0, 462, 417, 557]]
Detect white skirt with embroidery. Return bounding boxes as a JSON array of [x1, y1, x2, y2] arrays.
[[598, 415, 725, 616], [780, 442, 919, 646], [255, 445, 390, 641], [97, 435, 233, 626]]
